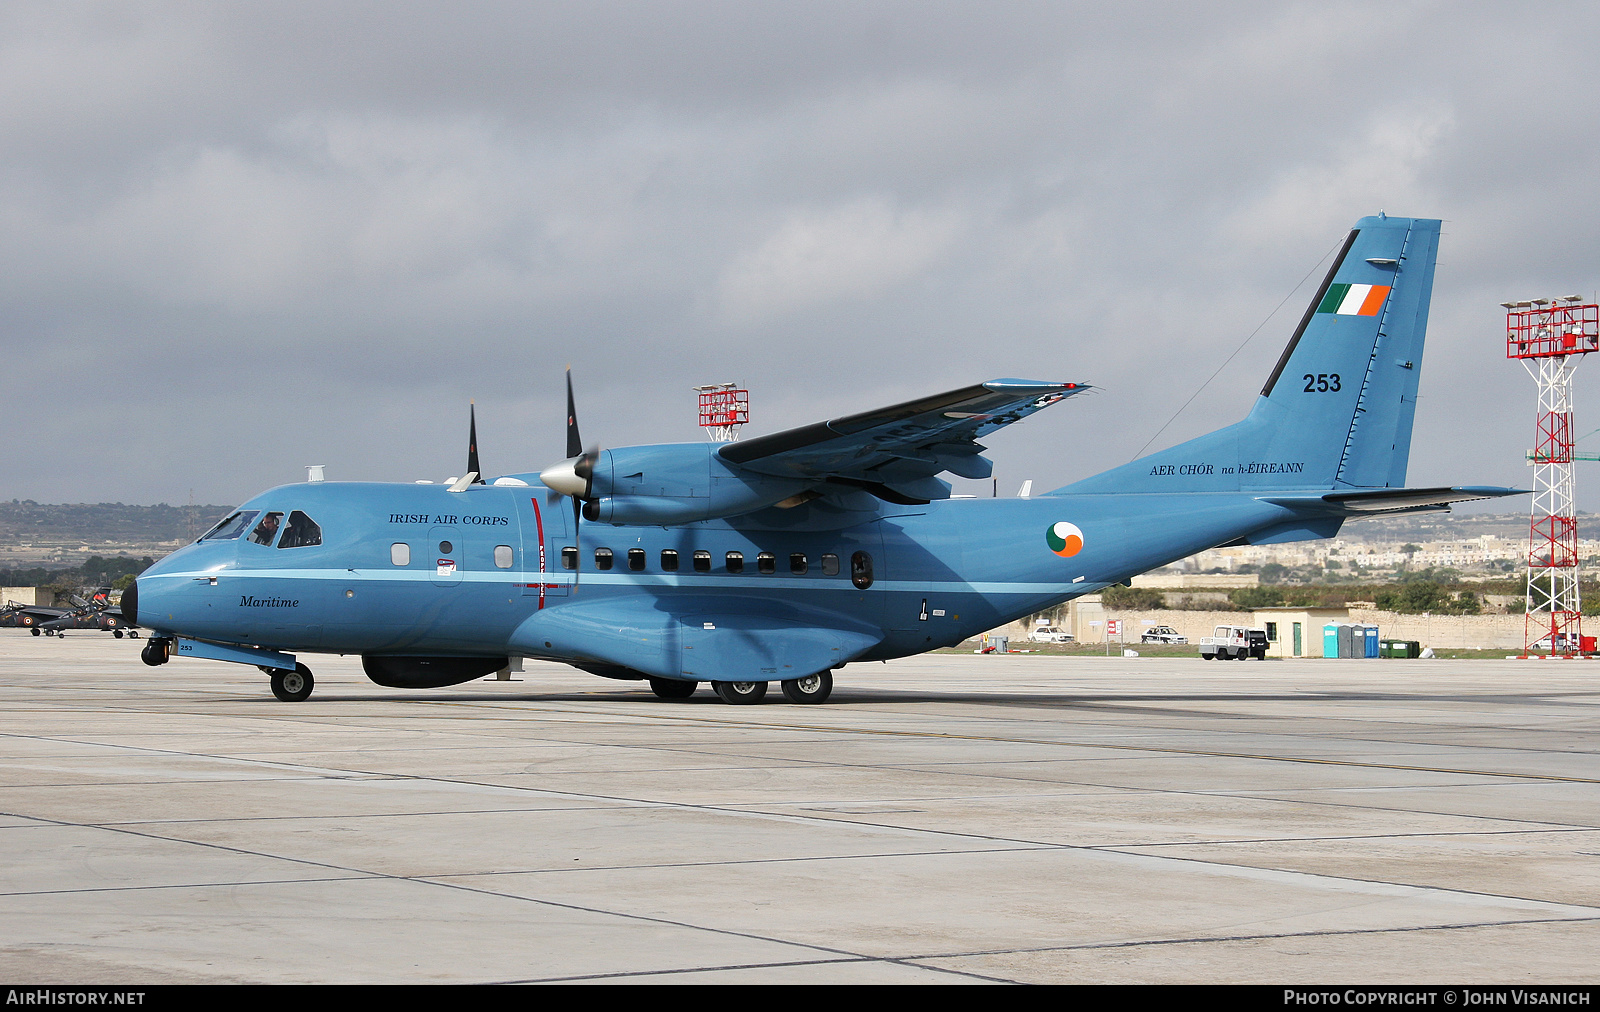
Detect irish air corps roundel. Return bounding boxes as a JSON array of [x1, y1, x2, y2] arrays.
[[1046, 522, 1084, 558]]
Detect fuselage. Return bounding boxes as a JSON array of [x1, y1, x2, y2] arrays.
[[133, 478, 1296, 674]]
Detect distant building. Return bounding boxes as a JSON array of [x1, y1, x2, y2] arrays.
[[1132, 573, 1259, 589], [1252, 607, 1351, 658]]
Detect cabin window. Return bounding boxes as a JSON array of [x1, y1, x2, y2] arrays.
[[757, 552, 776, 574], [693, 550, 711, 572], [494, 545, 514, 569], [660, 549, 679, 572], [851, 551, 873, 590], [821, 553, 840, 576], [725, 551, 744, 574], [200, 511, 259, 541], [790, 553, 808, 575], [628, 548, 646, 572], [248, 512, 284, 546], [561, 546, 577, 570], [391, 543, 411, 566], [595, 547, 614, 571], [438, 540, 453, 554], [278, 511, 322, 549]]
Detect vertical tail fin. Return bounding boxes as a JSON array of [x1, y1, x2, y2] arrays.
[[1061, 214, 1440, 494]]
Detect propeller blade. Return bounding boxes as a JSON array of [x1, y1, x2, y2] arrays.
[[467, 402, 485, 484], [565, 369, 583, 460], [571, 494, 581, 592]]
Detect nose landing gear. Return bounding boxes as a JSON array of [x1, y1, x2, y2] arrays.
[[269, 663, 315, 702]]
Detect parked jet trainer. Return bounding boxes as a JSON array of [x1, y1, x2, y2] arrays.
[[128, 214, 1520, 704]]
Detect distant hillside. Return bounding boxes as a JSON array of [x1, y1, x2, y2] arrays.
[[0, 501, 235, 544]]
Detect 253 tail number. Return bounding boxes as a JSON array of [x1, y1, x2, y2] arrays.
[[1304, 373, 1341, 393]]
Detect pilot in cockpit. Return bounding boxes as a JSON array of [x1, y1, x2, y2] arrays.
[[248, 512, 282, 546]]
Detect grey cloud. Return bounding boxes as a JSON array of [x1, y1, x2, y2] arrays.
[[1, 2, 1596, 508]]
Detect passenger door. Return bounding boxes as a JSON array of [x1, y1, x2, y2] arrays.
[[515, 495, 569, 604]]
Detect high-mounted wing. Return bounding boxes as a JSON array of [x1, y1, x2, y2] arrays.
[[529, 376, 1089, 525], [719, 379, 1088, 502]]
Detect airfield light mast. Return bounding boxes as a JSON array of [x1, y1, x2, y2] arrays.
[[1505, 296, 1600, 655], [694, 382, 749, 442]]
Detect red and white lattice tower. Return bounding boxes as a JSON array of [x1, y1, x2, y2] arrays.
[[1506, 296, 1600, 654], [694, 382, 749, 442]]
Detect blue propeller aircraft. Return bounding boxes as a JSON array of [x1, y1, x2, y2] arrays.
[[126, 214, 1520, 704]]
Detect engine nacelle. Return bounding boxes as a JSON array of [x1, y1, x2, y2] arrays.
[[362, 655, 508, 688], [580, 443, 810, 525]]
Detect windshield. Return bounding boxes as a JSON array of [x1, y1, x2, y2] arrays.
[[199, 511, 260, 542]]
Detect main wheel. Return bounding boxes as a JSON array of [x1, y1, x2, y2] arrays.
[[31, 627, 40, 636], [113, 629, 123, 639], [713, 680, 768, 704], [270, 663, 314, 702], [780, 670, 833, 704], [649, 677, 698, 699]]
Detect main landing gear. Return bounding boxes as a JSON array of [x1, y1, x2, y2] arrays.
[[780, 670, 832, 704], [708, 669, 834, 705], [713, 680, 767, 704], [266, 663, 315, 702], [649, 677, 698, 699]]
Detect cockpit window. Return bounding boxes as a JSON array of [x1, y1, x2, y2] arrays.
[[277, 511, 322, 549], [248, 512, 284, 546], [200, 511, 260, 542]]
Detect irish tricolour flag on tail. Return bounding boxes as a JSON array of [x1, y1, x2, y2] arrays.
[[1317, 283, 1390, 316]]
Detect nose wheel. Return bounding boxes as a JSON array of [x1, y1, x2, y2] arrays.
[[270, 663, 315, 702]]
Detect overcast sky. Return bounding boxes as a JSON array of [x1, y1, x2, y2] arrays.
[[3, 1, 1598, 512]]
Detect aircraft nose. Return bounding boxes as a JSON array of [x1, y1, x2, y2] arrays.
[[122, 579, 139, 626]]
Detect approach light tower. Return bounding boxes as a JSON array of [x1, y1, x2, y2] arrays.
[[694, 382, 749, 442], [1505, 296, 1600, 654]]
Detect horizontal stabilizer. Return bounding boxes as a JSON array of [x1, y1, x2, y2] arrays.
[[1264, 486, 1527, 515]]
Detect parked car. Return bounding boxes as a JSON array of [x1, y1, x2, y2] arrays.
[[1140, 625, 1187, 644], [1198, 625, 1268, 660], [1028, 625, 1075, 644]]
